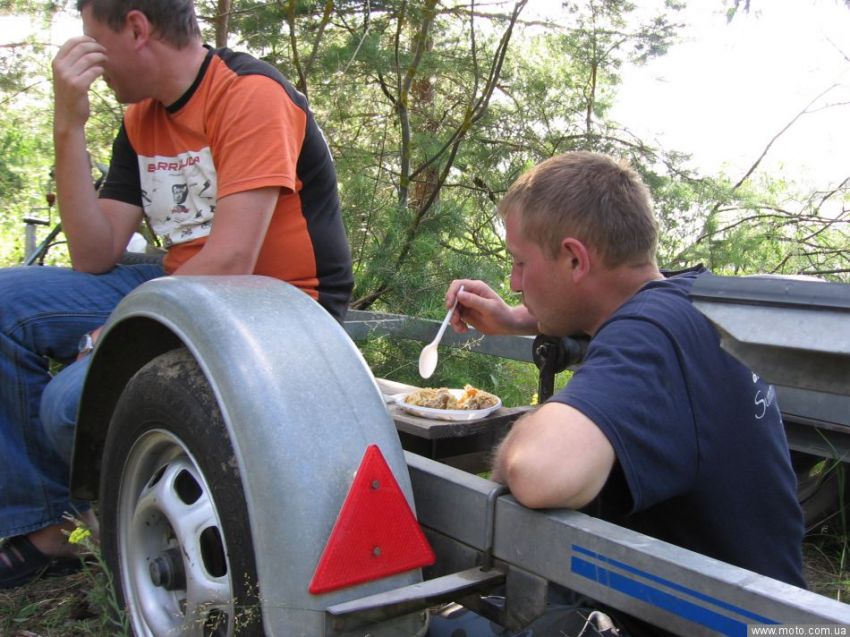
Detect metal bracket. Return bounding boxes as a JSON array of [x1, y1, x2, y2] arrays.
[[325, 566, 506, 633], [481, 483, 509, 569]]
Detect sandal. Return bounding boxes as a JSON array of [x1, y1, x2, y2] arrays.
[[0, 534, 84, 589]]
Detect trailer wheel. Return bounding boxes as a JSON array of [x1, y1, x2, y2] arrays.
[[793, 450, 850, 532], [100, 348, 262, 636]]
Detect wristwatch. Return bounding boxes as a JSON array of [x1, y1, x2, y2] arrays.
[[78, 331, 95, 357]]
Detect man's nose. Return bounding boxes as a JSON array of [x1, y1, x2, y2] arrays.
[[509, 270, 521, 293]]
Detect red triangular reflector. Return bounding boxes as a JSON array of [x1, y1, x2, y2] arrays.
[[308, 444, 435, 595]]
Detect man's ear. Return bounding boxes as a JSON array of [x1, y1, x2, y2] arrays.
[[125, 10, 152, 48], [561, 237, 591, 281]]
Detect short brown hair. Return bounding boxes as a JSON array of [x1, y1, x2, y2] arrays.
[[498, 151, 658, 268], [77, 0, 201, 49]]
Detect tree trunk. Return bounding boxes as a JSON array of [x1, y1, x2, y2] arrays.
[[215, 0, 231, 48]]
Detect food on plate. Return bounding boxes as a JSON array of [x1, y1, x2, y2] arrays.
[[458, 385, 499, 410], [404, 384, 499, 411], [404, 387, 457, 410]]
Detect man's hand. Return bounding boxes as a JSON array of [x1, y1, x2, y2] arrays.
[[446, 279, 538, 336], [52, 36, 106, 133]]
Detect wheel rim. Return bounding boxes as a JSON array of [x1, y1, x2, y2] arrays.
[[117, 429, 235, 637]]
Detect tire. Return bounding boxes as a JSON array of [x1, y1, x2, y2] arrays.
[[792, 450, 850, 532], [100, 348, 262, 636]]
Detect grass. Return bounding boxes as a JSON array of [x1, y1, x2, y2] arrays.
[[805, 539, 850, 602], [799, 457, 850, 602], [802, 477, 850, 603], [0, 523, 128, 637], [804, 489, 850, 602], [1, 569, 108, 636]]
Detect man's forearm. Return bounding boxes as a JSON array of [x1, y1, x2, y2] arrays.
[[53, 128, 122, 272], [171, 247, 260, 276], [52, 35, 128, 273], [170, 187, 279, 276]]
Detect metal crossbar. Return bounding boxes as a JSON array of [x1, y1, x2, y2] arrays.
[[345, 309, 536, 362], [408, 453, 850, 635]]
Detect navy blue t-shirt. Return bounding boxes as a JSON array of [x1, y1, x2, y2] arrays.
[[550, 269, 805, 588]]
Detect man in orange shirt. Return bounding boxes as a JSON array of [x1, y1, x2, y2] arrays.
[[0, 0, 352, 588]]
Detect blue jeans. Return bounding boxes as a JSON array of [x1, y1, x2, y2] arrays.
[[0, 263, 164, 537]]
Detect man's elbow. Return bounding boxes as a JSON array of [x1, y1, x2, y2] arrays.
[[502, 456, 598, 510], [199, 247, 260, 275], [509, 482, 561, 509], [71, 254, 119, 274]]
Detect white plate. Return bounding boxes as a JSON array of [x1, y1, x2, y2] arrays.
[[393, 389, 502, 422]]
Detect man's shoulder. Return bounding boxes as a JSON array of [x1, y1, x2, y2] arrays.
[[211, 48, 282, 81], [208, 48, 305, 104], [212, 49, 294, 89], [590, 270, 720, 361], [613, 269, 706, 324]]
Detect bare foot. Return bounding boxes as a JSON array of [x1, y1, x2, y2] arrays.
[[25, 510, 99, 560]]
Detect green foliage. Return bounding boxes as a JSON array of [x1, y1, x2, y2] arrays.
[[67, 522, 129, 636], [0, 9, 120, 267], [0, 44, 56, 265], [1, 0, 848, 286], [661, 172, 850, 280]]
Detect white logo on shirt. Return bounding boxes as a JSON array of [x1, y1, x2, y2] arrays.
[[753, 375, 776, 420]]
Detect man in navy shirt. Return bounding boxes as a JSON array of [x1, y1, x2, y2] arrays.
[[443, 151, 805, 634]]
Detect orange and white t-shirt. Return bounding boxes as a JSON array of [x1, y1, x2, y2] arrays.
[[100, 47, 353, 320]]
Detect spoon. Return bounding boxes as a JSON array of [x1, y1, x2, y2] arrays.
[[418, 285, 464, 379]]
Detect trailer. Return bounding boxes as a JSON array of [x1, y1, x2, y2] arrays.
[[69, 274, 850, 636]]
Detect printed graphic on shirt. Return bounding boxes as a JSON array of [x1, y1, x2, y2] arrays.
[[138, 148, 217, 247], [752, 372, 777, 420]]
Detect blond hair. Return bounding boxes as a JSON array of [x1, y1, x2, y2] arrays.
[[498, 152, 658, 267]]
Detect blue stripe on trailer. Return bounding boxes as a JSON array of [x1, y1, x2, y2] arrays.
[[571, 544, 777, 636]]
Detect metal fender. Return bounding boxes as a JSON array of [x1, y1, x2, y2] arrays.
[[690, 274, 850, 394], [72, 275, 427, 636]]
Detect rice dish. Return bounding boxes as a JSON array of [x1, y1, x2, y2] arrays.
[[404, 384, 499, 410]]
